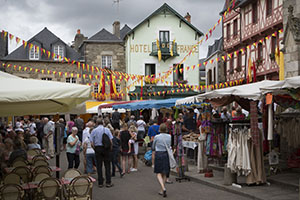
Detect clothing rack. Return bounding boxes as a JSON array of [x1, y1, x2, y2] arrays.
[[174, 122, 190, 183]]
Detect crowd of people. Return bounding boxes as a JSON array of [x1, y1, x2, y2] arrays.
[[0, 105, 248, 196]]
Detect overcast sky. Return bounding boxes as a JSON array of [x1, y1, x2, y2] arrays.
[[0, 0, 225, 58]]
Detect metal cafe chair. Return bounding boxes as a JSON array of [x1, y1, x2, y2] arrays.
[[37, 177, 61, 200], [0, 184, 24, 200], [12, 166, 32, 183], [3, 173, 21, 185], [68, 176, 92, 200], [32, 166, 52, 176], [33, 159, 49, 167], [63, 169, 82, 179], [33, 172, 51, 182]]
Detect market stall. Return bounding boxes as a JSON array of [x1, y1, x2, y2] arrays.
[[260, 76, 300, 169], [176, 80, 283, 185]]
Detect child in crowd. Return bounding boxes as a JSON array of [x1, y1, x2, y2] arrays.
[[128, 125, 138, 172], [112, 129, 124, 177], [128, 126, 137, 154]]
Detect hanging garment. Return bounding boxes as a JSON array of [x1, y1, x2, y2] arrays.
[[227, 127, 251, 176]]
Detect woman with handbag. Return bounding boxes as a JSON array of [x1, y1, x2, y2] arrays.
[[152, 123, 171, 198], [66, 127, 81, 169]]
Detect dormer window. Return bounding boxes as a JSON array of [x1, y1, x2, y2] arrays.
[[53, 45, 64, 61], [29, 47, 39, 60]]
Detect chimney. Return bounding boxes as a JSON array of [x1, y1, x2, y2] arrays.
[[113, 21, 120, 39], [184, 12, 191, 23], [73, 29, 85, 52]]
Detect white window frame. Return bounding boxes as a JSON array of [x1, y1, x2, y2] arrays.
[[102, 55, 112, 69], [41, 77, 52, 81], [116, 84, 121, 93], [94, 85, 99, 94], [29, 47, 39, 60], [53, 45, 64, 61], [66, 77, 76, 84]]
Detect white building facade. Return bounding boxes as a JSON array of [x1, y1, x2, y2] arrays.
[[124, 3, 203, 98]]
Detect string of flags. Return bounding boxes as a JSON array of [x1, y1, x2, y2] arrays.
[[0, 0, 236, 85]]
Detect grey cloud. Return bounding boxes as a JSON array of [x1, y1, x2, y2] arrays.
[[0, 0, 225, 58]]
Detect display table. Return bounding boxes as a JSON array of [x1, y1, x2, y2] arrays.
[[182, 141, 198, 150]]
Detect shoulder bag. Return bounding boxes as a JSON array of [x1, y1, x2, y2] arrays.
[[162, 137, 177, 169]]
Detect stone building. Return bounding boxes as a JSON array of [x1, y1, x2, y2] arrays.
[[1, 28, 81, 83], [78, 22, 131, 100], [0, 34, 8, 60], [282, 2, 300, 78], [204, 38, 225, 91]]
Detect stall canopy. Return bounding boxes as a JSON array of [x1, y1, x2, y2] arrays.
[[0, 74, 92, 116], [98, 100, 143, 109], [260, 76, 300, 94], [112, 98, 181, 110], [176, 80, 281, 106]]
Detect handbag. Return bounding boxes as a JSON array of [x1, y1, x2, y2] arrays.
[[162, 138, 177, 169]]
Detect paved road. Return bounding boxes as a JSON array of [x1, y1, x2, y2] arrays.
[[51, 152, 250, 200]]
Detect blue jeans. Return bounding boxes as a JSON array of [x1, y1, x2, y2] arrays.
[[86, 153, 96, 174], [111, 150, 122, 176]]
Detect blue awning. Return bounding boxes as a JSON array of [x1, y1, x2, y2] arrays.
[[112, 98, 180, 110]]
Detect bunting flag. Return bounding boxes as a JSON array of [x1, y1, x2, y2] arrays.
[[156, 39, 162, 62]]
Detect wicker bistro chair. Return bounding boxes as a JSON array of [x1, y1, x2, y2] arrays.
[[12, 160, 28, 167], [32, 166, 52, 176], [33, 159, 49, 167], [33, 172, 51, 182], [0, 184, 24, 200], [3, 173, 21, 185], [68, 176, 92, 200], [27, 149, 40, 157], [37, 177, 62, 200], [32, 155, 48, 162], [63, 169, 82, 179], [12, 166, 32, 183]]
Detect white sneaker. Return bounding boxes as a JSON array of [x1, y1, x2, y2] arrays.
[[130, 168, 138, 172]]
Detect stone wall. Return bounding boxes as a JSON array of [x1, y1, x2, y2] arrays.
[[84, 42, 126, 73], [0, 35, 8, 59], [2, 61, 84, 83]]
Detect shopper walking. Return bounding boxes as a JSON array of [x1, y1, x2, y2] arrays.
[[129, 125, 138, 172], [90, 118, 114, 188], [120, 123, 132, 174], [152, 123, 171, 198], [75, 115, 84, 142], [83, 128, 96, 176], [111, 129, 123, 177], [43, 117, 55, 158], [66, 127, 81, 169], [112, 109, 121, 130]]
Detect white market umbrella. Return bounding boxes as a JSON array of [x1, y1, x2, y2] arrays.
[[0, 76, 92, 116]]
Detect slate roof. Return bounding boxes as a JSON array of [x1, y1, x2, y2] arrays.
[[2, 27, 80, 61], [126, 3, 203, 37], [205, 37, 223, 60], [120, 25, 132, 40], [88, 28, 123, 43]]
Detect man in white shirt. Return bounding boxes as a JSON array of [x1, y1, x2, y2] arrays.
[[43, 117, 55, 158], [136, 116, 146, 141], [29, 118, 37, 136]]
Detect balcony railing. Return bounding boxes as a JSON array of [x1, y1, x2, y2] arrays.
[[150, 41, 179, 61]]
